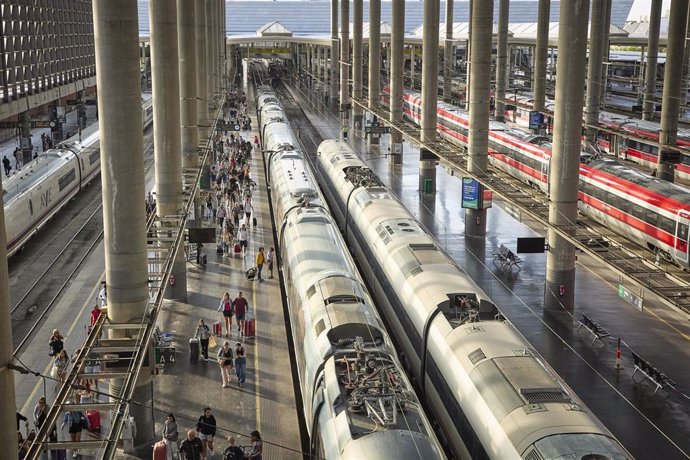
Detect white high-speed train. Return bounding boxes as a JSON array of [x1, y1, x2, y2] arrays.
[[257, 86, 444, 459], [316, 139, 632, 460], [2, 96, 154, 257]]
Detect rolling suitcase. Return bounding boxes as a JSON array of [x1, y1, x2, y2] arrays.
[[252, 217, 257, 227], [153, 440, 167, 460], [234, 243, 241, 254], [213, 321, 222, 336], [189, 338, 199, 363], [86, 410, 101, 432], [243, 318, 256, 338]]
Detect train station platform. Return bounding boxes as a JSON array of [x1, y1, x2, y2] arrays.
[[283, 79, 690, 459], [150, 93, 301, 459]]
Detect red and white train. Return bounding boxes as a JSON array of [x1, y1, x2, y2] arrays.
[[389, 87, 690, 267], [504, 91, 690, 183]]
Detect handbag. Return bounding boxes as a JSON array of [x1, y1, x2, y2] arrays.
[[208, 334, 217, 349]]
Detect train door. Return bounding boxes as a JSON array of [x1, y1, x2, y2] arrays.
[[541, 157, 550, 193], [617, 135, 627, 160], [674, 211, 690, 264]]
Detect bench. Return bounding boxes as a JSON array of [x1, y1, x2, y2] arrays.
[[492, 244, 523, 272], [577, 314, 611, 345], [631, 351, 676, 395]]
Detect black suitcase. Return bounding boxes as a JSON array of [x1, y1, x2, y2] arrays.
[[189, 338, 199, 363], [252, 217, 257, 227], [216, 244, 224, 255]]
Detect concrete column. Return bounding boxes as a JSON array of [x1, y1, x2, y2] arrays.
[[227, 45, 234, 84], [389, 0, 404, 165], [330, 0, 340, 110], [313, 45, 319, 83], [495, 0, 509, 122], [533, 0, 550, 111], [386, 42, 391, 75], [205, 0, 216, 121], [93, 0, 152, 443], [643, 0, 662, 121], [599, 0, 612, 104], [544, 0, 590, 311], [368, 0, 381, 145], [178, 0, 199, 228], [658, 0, 689, 181], [443, 0, 454, 101], [410, 46, 415, 89], [151, 0, 186, 300], [585, 0, 606, 143], [679, 7, 690, 117], [340, 0, 350, 117], [195, 0, 208, 143], [465, 0, 473, 101], [19, 112, 32, 164], [465, 0, 493, 236], [353, 0, 363, 127], [0, 175, 15, 460], [419, 0, 440, 194], [320, 46, 326, 83]]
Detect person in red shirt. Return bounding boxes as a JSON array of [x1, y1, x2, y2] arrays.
[[231, 291, 248, 336]]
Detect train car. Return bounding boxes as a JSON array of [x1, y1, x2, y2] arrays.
[[316, 139, 632, 460], [395, 87, 690, 267], [257, 86, 444, 460], [2, 96, 154, 256]]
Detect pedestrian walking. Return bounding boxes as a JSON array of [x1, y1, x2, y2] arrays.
[[98, 281, 107, 307], [237, 224, 248, 257], [196, 408, 217, 458], [49, 330, 64, 357], [33, 397, 47, 431], [179, 429, 204, 460], [52, 350, 69, 383], [243, 200, 253, 225], [3, 155, 11, 176], [218, 292, 233, 337], [232, 292, 248, 335], [218, 341, 233, 388], [216, 203, 227, 228], [234, 342, 247, 387], [266, 247, 275, 279], [194, 320, 211, 361], [61, 408, 88, 458], [162, 413, 179, 460], [246, 431, 263, 460], [255, 247, 265, 281]]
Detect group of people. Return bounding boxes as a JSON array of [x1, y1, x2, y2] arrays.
[[161, 410, 262, 460]]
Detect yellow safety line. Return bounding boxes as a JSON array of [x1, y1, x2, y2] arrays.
[[20, 271, 104, 415]]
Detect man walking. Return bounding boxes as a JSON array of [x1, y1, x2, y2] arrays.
[[179, 429, 204, 460], [232, 291, 248, 336]]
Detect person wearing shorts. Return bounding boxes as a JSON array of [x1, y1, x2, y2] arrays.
[[217, 292, 233, 337], [232, 291, 248, 335], [196, 407, 217, 458]]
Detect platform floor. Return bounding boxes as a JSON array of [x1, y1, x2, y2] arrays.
[[151, 93, 301, 460], [288, 78, 690, 459]]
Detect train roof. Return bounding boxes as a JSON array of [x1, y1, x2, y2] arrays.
[[3, 151, 74, 204], [588, 158, 690, 206]]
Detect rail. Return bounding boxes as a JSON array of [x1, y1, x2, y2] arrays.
[[23, 94, 225, 459], [346, 91, 690, 317]]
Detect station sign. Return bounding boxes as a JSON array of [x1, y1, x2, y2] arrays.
[[364, 125, 390, 135], [528, 111, 543, 130], [618, 284, 643, 311], [461, 177, 481, 209]]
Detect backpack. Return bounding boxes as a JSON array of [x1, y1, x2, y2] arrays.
[[223, 446, 244, 460]]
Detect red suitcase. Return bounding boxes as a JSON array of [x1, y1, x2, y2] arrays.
[[86, 410, 101, 432], [243, 318, 255, 338], [213, 321, 222, 336], [153, 440, 167, 460], [234, 243, 241, 253]]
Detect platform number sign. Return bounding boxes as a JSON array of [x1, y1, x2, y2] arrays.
[[156, 346, 176, 366]]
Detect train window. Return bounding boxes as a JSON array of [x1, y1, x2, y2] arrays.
[[58, 169, 76, 192], [682, 155, 690, 166], [678, 223, 689, 240], [659, 216, 675, 234], [630, 204, 645, 220], [89, 150, 100, 165], [645, 209, 658, 227], [607, 193, 621, 210], [618, 199, 630, 214]]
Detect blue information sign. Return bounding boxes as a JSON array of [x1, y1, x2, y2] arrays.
[[461, 177, 481, 209], [529, 111, 543, 130]]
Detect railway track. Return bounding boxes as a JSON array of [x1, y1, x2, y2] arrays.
[[10, 129, 155, 354]]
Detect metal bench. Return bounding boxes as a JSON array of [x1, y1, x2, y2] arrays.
[[631, 351, 676, 395], [492, 244, 523, 272], [577, 313, 611, 345]]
